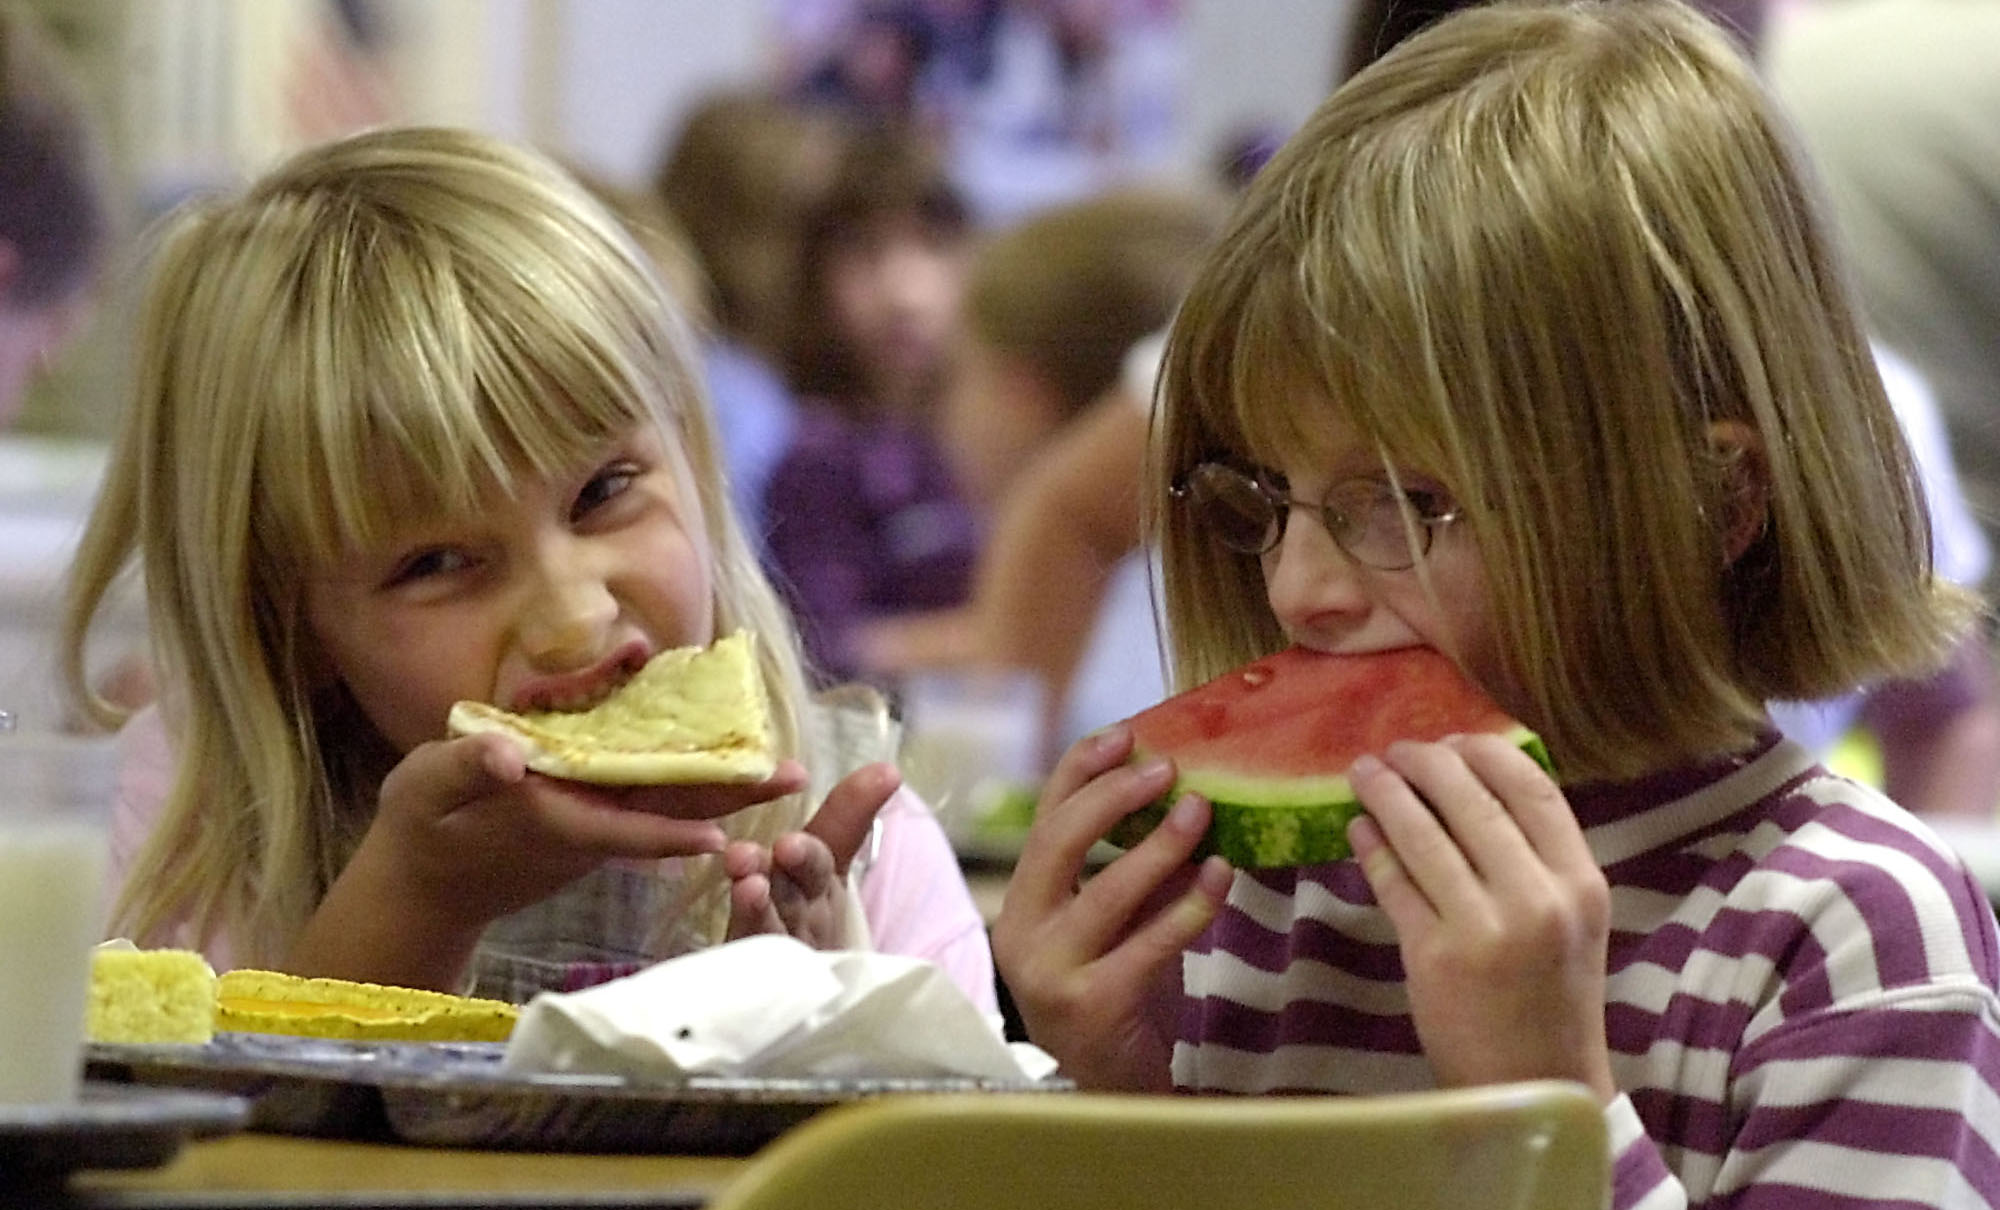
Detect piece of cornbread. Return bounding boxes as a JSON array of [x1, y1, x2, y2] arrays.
[[87, 947, 218, 1044], [216, 969, 518, 1042]]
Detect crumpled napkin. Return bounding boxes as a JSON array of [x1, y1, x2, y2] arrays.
[[502, 935, 1058, 1082]]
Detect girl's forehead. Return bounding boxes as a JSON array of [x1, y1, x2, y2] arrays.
[[1227, 372, 1368, 471]]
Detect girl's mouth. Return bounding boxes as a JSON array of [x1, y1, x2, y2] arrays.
[[510, 643, 652, 714]]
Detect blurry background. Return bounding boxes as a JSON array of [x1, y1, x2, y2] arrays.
[[14, 0, 2000, 855], [12, 0, 1348, 439]]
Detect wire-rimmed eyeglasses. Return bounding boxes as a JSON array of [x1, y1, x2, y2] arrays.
[[1170, 461, 1461, 571]]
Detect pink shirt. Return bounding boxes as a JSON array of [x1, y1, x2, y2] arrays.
[[107, 706, 996, 1013]]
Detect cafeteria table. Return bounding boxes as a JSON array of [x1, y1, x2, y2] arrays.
[[35, 1132, 747, 1209]]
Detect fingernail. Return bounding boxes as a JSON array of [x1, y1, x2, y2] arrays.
[[1361, 846, 1400, 884], [1168, 792, 1206, 833], [1136, 756, 1173, 782], [1171, 890, 1219, 932], [1350, 753, 1383, 780]]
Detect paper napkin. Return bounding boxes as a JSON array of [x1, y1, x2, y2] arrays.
[[502, 935, 1058, 1082]]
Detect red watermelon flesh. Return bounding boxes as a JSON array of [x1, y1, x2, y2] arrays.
[[1105, 646, 1551, 868]]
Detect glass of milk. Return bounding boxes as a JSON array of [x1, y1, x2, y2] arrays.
[[0, 715, 114, 1104]]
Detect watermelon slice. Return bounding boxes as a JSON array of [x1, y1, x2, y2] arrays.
[[1105, 646, 1552, 868]]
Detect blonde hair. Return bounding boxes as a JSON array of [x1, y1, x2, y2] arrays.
[[63, 126, 818, 961], [1154, 0, 1977, 783]]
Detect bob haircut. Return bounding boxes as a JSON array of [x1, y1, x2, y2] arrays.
[[63, 126, 817, 960], [1153, 0, 1977, 783]]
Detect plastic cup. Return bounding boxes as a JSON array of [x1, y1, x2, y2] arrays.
[[0, 718, 114, 1104], [897, 669, 1046, 842]]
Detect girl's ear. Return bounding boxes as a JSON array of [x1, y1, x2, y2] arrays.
[[1709, 419, 1770, 565]]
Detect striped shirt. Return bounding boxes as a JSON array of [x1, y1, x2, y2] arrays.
[[1176, 735, 2000, 1209]]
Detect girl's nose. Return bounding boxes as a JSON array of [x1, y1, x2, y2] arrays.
[[1263, 508, 1372, 636], [516, 543, 618, 669]]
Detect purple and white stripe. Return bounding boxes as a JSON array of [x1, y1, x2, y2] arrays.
[[1174, 737, 2000, 1209]]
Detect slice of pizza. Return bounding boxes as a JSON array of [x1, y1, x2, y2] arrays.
[[447, 630, 777, 785]]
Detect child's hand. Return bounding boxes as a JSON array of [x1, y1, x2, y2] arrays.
[[991, 726, 1234, 1091], [374, 733, 808, 919], [291, 733, 811, 989], [723, 762, 901, 947], [1346, 733, 1616, 1101]]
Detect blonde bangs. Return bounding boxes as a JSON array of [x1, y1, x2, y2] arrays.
[[232, 188, 689, 574], [68, 126, 825, 961]]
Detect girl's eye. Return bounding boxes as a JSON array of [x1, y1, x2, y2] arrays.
[[384, 546, 474, 587], [1401, 486, 1456, 522], [572, 462, 639, 521]]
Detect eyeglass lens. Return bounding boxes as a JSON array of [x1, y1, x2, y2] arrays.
[[1180, 462, 1444, 569], [1182, 463, 1280, 553]]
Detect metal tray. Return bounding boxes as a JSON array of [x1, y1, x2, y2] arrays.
[[0, 1080, 249, 1185], [86, 1034, 1070, 1155]]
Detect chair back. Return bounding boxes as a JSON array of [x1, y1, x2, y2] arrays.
[[706, 1079, 1610, 1210]]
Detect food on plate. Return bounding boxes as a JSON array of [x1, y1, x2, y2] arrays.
[[447, 629, 776, 785], [1105, 646, 1552, 868], [216, 970, 519, 1042], [87, 946, 218, 1044]]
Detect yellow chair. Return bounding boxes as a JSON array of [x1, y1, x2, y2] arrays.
[[706, 1080, 1610, 1210]]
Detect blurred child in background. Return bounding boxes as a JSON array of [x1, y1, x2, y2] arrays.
[[0, 1, 106, 430], [762, 124, 979, 686], [652, 89, 848, 554], [921, 187, 1223, 753]]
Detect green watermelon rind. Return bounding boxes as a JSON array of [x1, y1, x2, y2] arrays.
[[1105, 726, 1554, 869], [1104, 796, 1366, 867]]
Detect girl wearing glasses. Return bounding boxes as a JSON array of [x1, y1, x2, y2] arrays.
[[992, 2, 2000, 1207]]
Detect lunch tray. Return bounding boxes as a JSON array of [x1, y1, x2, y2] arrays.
[[86, 1034, 1070, 1155]]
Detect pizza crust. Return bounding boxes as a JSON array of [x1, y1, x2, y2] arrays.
[[446, 630, 778, 785]]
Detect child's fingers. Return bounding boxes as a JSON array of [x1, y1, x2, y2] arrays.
[[1349, 751, 1484, 917], [384, 734, 526, 822], [1446, 735, 1593, 873], [617, 759, 811, 821], [1380, 739, 1537, 885], [806, 763, 900, 874], [726, 873, 780, 941], [1055, 792, 1224, 962], [532, 785, 728, 858], [772, 833, 838, 901], [1084, 853, 1234, 992], [1039, 725, 1138, 807], [1008, 753, 1178, 922], [722, 838, 771, 881], [1348, 812, 1438, 927]]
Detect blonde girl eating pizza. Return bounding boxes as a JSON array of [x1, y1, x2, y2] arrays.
[[61, 126, 993, 1008]]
